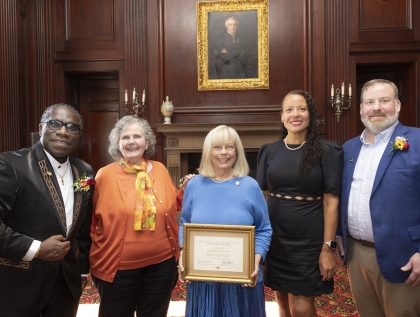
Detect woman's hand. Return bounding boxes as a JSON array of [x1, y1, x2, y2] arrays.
[[319, 245, 336, 281], [179, 174, 196, 191], [243, 254, 262, 287], [177, 250, 189, 283]]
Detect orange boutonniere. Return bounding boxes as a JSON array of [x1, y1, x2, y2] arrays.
[[72, 173, 95, 192], [390, 136, 409, 153]]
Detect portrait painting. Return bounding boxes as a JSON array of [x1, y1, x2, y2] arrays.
[[197, 0, 269, 91]]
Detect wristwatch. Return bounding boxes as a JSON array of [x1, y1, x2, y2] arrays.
[[323, 240, 337, 249]]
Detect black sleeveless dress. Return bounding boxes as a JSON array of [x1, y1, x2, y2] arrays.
[[257, 139, 343, 296]]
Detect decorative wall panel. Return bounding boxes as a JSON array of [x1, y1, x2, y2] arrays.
[[0, 0, 19, 151]]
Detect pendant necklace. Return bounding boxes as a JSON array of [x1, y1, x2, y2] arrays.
[[210, 172, 234, 184], [284, 135, 306, 151], [54, 163, 69, 185]]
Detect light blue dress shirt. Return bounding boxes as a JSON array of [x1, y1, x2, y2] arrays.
[[347, 121, 398, 242]]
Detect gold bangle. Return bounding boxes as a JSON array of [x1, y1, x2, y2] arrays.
[[34, 246, 41, 259]]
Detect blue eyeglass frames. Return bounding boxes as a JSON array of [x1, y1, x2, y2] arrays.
[[43, 119, 81, 134]]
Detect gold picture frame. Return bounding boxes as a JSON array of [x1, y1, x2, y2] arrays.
[[197, 0, 269, 90], [182, 223, 255, 283]]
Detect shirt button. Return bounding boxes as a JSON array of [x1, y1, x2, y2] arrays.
[[167, 226, 170, 228], [169, 237, 173, 239]]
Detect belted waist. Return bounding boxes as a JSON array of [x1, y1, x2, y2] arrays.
[[349, 236, 375, 248]]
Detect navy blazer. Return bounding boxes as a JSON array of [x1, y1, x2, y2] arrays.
[[0, 142, 94, 313], [340, 122, 420, 283]]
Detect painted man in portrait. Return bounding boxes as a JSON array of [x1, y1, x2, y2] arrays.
[[212, 17, 254, 79]]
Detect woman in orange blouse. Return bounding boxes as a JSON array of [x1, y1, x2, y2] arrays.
[[89, 116, 191, 317]]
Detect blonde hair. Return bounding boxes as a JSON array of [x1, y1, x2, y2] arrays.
[[199, 125, 249, 178]]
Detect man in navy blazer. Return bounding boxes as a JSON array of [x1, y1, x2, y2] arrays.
[[0, 104, 94, 317], [337, 79, 420, 316]]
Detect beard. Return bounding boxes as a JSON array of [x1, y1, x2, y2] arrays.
[[361, 111, 399, 135]]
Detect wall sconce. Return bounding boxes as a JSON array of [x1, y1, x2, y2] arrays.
[[124, 88, 146, 117], [330, 82, 351, 122]]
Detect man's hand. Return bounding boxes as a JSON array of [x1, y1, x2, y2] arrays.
[[36, 235, 70, 261], [401, 252, 420, 287]]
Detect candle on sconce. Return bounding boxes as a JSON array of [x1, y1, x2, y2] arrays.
[[133, 88, 136, 101], [142, 90, 146, 103], [341, 82, 345, 95], [125, 90, 128, 103], [331, 85, 334, 98], [349, 83, 352, 98]]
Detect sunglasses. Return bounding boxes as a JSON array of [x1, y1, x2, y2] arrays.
[[43, 119, 81, 134]]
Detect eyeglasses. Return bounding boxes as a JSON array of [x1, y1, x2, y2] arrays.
[[43, 119, 81, 134]]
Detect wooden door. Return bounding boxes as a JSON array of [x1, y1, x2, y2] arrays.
[[79, 79, 120, 173], [355, 63, 417, 136]]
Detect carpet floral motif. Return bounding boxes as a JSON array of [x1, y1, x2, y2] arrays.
[[80, 258, 359, 316]]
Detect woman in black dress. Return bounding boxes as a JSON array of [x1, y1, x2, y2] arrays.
[[257, 90, 343, 317]]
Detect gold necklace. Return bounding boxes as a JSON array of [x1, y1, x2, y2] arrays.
[[54, 163, 69, 185], [284, 135, 306, 151]]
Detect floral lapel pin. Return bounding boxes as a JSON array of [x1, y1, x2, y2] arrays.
[[390, 136, 409, 153], [72, 173, 95, 192]]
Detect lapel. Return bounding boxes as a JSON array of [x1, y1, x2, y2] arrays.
[[68, 158, 84, 238], [345, 138, 362, 198], [371, 122, 408, 196], [32, 142, 67, 236], [32, 142, 85, 238]]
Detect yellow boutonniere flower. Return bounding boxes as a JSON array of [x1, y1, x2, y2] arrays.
[[390, 136, 409, 152]]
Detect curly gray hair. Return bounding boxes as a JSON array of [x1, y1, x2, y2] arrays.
[[108, 116, 156, 161]]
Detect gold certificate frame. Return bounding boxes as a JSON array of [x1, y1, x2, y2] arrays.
[[182, 223, 255, 283], [197, 0, 269, 90]]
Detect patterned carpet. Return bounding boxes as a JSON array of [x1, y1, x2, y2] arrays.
[[80, 258, 359, 316]]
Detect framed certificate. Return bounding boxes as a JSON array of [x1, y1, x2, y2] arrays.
[[182, 223, 255, 283]]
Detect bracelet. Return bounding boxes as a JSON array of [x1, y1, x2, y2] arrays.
[[179, 244, 183, 251], [34, 246, 41, 259]]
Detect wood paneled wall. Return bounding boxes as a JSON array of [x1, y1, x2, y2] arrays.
[[0, 0, 20, 151], [1, 0, 420, 166], [159, 0, 313, 124]]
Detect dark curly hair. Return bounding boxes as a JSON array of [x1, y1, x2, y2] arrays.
[[279, 90, 323, 175]]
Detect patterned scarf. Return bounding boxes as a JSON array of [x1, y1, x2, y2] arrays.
[[119, 157, 156, 231]]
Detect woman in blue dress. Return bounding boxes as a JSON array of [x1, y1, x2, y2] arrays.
[[178, 125, 272, 317]]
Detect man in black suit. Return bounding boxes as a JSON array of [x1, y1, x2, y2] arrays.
[[0, 103, 94, 317]]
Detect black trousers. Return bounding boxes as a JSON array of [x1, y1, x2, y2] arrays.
[[93, 257, 178, 317], [40, 267, 78, 317]]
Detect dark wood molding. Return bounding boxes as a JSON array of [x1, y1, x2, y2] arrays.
[[325, 0, 352, 144], [36, 0, 55, 113], [55, 50, 125, 61], [350, 41, 420, 54], [172, 105, 279, 114], [124, 0, 148, 119], [0, 0, 20, 151]]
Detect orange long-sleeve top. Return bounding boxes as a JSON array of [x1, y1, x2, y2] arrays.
[[89, 160, 182, 282]]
